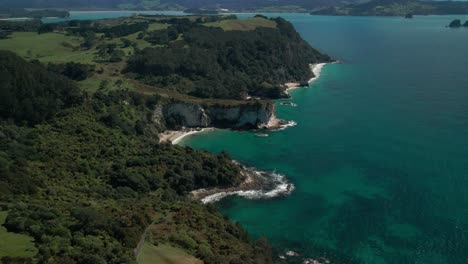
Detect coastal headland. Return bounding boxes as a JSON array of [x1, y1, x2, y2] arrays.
[[0, 13, 331, 264], [166, 62, 332, 204]]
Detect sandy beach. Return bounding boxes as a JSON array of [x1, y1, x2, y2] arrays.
[[307, 63, 327, 84], [159, 128, 214, 144], [284, 62, 330, 94]]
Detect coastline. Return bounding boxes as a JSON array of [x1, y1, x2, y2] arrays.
[[167, 61, 331, 203], [190, 163, 294, 204], [0, 17, 32, 21], [159, 127, 214, 144], [284, 62, 330, 94], [307, 62, 328, 84]]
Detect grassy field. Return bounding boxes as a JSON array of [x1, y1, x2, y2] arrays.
[[108, 22, 169, 52], [0, 21, 168, 64], [137, 243, 202, 264], [0, 32, 95, 63], [148, 23, 169, 32], [204, 17, 277, 31], [0, 211, 38, 259]]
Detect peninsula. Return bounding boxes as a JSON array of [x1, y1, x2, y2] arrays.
[[0, 14, 330, 264]]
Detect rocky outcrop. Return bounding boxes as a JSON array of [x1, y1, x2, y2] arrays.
[[160, 100, 279, 130], [449, 19, 462, 28], [163, 103, 211, 128]]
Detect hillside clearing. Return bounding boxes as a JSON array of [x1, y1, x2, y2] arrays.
[[0, 211, 38, 259], [137, 243, 202, 264], [204, 17, 277, 31]]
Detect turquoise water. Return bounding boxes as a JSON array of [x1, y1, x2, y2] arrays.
[[181, 14, 468, 264]]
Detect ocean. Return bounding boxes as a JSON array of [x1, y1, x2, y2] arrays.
[[180, 14, 468, 264]]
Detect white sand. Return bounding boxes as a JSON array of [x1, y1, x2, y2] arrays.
[[159, 128, 214, 144], [284, 62, 331, 94], [307, 63, 327, 84]]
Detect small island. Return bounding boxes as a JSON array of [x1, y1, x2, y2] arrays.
[[448, 19, 468, 28], [449, 19, 461, 28]]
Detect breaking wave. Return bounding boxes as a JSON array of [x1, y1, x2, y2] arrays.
[[201, 168, 295, 204], [271, 120, 298, 131]]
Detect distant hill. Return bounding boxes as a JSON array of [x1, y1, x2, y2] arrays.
[[159, 0, 362, 11], [0, 0, 125, 8], [0, 0, 364, 11], [0, 8, 69, 18], [311, 0, 468, 16]]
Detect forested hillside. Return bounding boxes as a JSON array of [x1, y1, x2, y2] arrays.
[[0, 15, 330, 100], [0, 8, 69, 19], [0, 14, 327, 263], [0, 0, 128, 8], [0, 51, 272, 264], [0, 51, 82, 125], [125, 16, 331, 99]]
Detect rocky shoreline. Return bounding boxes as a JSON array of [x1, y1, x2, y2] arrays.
[[158, 116, 292, 144], [161, 61, 332, 203], [190, 162, 294, 204]]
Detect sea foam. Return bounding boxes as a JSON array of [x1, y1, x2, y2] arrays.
[[201, 168, 295, 204]]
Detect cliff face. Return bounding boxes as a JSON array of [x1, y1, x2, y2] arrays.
[[160, 101, 277, 129]]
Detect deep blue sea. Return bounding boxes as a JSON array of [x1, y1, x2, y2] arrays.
[[181, 14, 468, 264]]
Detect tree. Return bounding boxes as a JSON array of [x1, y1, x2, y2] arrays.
[[48, 62, 95, 81], [81, 31, 96, 49], [120, 38, 132, 48], [0, 51, 82, 125]]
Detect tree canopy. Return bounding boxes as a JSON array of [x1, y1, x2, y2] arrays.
[[0, 51, 272, 264], [126, 17, 330, 99], [0, 51, 82, 125]]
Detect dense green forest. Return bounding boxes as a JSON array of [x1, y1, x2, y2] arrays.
[[0, 51, 82, 125], [0, 51, 273, 263], [125, 16, 330, 99], [311, 0, 468, 16], [0, 15, 328, 99], [0, 14, 325, 263]]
